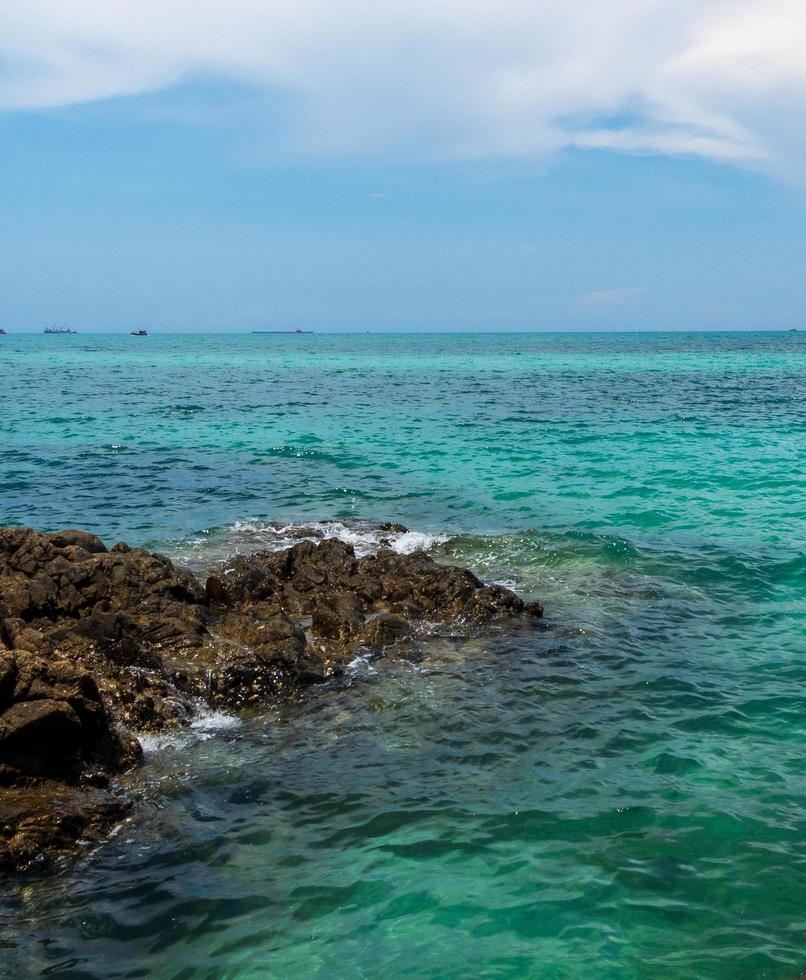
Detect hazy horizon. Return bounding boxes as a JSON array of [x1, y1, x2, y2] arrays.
[[8, 325, 803, 335]]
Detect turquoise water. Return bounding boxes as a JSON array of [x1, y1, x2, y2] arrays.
[[1, 331, 805, 978]]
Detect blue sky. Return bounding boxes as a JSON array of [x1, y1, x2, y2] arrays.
[[2, 1, 806, 332]]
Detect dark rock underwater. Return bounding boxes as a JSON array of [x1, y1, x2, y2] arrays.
[[0, 525, 542, 872]]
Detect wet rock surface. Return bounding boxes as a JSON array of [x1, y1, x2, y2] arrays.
[[0, 525, 542, 871]]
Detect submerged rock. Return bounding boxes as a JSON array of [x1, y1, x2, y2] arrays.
[[0, 524, 542, 871]]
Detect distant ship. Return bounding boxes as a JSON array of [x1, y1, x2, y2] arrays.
[[44, 325, 76, 334], [130, 329, 148, 336], [0, 328, 6, 335]]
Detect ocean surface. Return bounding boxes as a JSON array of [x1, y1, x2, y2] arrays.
[[1, 330, 805, 979]]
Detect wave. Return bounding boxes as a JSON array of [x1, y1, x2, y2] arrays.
[[137, 705, 242, 755], [230, 519, 448, 556], [176, 518, 449, 569]]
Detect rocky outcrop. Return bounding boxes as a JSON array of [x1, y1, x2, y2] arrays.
[[0, 525, 542, 871], [209, 539, 543, 657]]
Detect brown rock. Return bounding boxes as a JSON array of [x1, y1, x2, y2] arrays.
[[284, 538, 357, 593], [462, 584, 525, 621], [0, 699, 84, 775], [358, 614, 412, 648], [0, 653, 16, 710], [0, 783, 130, 873], [215, 554, 282, 604], [311, 592, 365, 641], [47, 529, 108, 554], [205, 575, 232, 606]]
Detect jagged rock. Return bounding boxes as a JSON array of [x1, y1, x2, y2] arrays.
[[0, 784, 130, 872], [463, 584, 526, 621], [205, 575, 232, 607], [0, 653, 16, 710], [0, 699, 84, 775], [209, 555, 281, 606], [311, 593, 365, 641], [0, 524, 542, 870], [358, 613, 412, 648], [0, 528, 207, 646], [192, 611, 326, 707], [357, 550, 483, 619], [46, 529, 108, 554]]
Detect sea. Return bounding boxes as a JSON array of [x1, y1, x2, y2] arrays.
[[1, 330, 804, 979]]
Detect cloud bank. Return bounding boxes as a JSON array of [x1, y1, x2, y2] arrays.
[[1, 0, 805, 172]]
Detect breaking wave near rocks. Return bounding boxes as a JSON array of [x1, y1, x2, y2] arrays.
[[175, 518, 450, 571]]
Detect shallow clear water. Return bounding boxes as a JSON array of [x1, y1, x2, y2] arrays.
[[1, 331, 805, 978]]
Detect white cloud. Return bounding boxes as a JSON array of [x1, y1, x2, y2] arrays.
[[0, 1, 805, 173], [573, 287, 641, 312]]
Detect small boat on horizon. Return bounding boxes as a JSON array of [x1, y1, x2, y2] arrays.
[[0, 328, 6, 335], [130, 329, 148, 336], [44, 325, 76, 334]]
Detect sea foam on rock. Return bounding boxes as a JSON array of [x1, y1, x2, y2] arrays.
[[0, 524, 542, 871]]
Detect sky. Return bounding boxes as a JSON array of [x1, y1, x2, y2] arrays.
[[2, 0, 806, 332]]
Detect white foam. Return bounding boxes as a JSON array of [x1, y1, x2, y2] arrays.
[[137, 730, 193, 755], [173, 519, 451, 570], [345, 652, 378, 676], [214, 519, 448, 559], [190, 710, 242, 733], [390, 530, 447, 554], [137, 706, 241, 754]]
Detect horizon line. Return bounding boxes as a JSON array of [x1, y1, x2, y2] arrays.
[[2, 327, 801, 336]]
